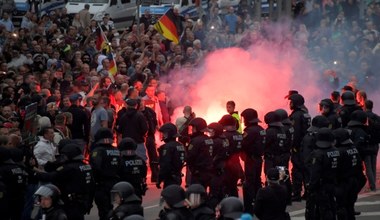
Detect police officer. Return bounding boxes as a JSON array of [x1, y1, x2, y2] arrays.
[[36, 143, 94, 220], [118, 138, 147, 199], [319, 98, 341, 129], [288, 93, 311, 201], [219, 114, 244, 197], [302, 116, 330, 186], [186, 184, 214, 220], [187, 117, 214, 188], [307, 128, 340, 220], [275, 108, 294, 153], [263, 111, 289, 174], [217, 197, 244, 220], [90, 128, 121, 220], [240, 108, 265, 213], [158, 185, 195, 220], [0, 146, 27, 220], [34, 184, 67, 220], [338, 91, 362, 128], [207, 122, 228, 209], [108, 182, 144, 219], [333, 128, 365, 220], [156, 123, 186, 189], [253, 168, 289, 220]]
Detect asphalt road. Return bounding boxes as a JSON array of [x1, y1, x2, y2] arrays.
[[85, 157, 380, 220]]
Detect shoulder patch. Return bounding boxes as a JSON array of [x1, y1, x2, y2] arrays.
[[162, 149, 167, 156], [312, 158, 316, 165], [260, 130, 266, 136], [92, 152, 97, 157], [223, 139, 229, 148], [188, 144, 193, 151]]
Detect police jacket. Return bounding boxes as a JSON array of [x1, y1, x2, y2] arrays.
[[347, 125, 372, 157], [223, 130, 243, 156], [159, 207, 195, 220], [66, 104, 90, 141], [116, 108, 148, 143], [338, 105, 362, 128], [109, 201, 144, 220], [37, 159, 95, 206], [282, 122, 294, 152], [191, 204, 215, 220], [253, 183, 289, 220], [40, 206, 67, 220], [264, 125, 288, 156], [211, 136, 228, 173], [158, 140, 185, 182], [336, 144, 362, 182], [0, 160, 27, 203], [301, 131, 317, 166], [309, 146, 340, 191], [242, 123, 265, 159], [289, 108, 311, 150], [90, 142, 121, 184], [187, 133, 214, 174], [119, 154, 147, 197]]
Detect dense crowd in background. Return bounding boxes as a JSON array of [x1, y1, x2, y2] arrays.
[[0, 0, 380, 220]]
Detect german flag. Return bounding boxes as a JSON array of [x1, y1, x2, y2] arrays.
[[108, 53, 117, 76], [96, 28, 109, 53], [154, 8, 180, 44]]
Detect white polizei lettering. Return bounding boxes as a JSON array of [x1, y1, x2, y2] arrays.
[[106, 150, 120, 156]]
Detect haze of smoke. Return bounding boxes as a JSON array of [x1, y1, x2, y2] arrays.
[[165, 27, 323, 124]]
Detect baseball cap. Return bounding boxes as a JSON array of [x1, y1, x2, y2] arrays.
[[69, 93, 82, 102]]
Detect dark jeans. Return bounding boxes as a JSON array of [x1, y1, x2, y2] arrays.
[[364, 152, 378, 191], [146, 135, 159, 181], [243, 157, 262, 213], [291, 152, 306, 196]]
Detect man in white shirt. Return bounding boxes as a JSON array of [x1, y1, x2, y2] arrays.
[[33, 127, 57, 168]]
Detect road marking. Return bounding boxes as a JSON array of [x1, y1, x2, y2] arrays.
[[144, 204, 159, 210]]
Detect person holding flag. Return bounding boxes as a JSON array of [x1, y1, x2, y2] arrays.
[[154, 7, 184, 44]]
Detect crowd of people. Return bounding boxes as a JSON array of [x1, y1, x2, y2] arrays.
[[0, 0, 380, 220]]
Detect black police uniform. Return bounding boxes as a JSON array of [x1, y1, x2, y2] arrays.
[[333, 128, 365, 220], [241, 118, 265, 213], [289, 95, 311, 200], [158, 140, 185, 188], [307, 128, 340, 220], [90, 135, 121, 220], [158, 185, 195, 220], [191, 205, 215, 220], [118, 138, 148, 199], [142, 106, 159, 182], [37, 144, 95, 220], [207, 123, 229, 209], [253, 169, 289, 220], [187, 132, 215, 188], [0, 147, 27, 220]]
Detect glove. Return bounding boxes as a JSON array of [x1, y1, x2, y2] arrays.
[[156, 182, 161, 189]]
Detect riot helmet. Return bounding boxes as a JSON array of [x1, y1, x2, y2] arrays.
[[118, 138, 138, 155], [160, 185, 187, 209], [207, 122, 224, 138], [111, 181, 141, 206], [34, 184, 64, 208], [332, 128, 353, 146], [189, 117, 208, 133], [307, 115, 330, 132], [264, 111, 283, 127], [219, 197, 243, 219], [186, 184, 206, 209], [241, 108, 261, 126], [94, 128, 114, 145], [341, 91, 356, 105], [348, 110, 367, 126], [60, 143, 83, 160], [124, 215, 145, 220], [315, 128, 335, 149], [274, 109, 291, 125], [159, 123, 179, 142]]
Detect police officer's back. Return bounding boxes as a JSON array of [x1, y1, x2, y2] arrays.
[[187, 117, 214, 187], [108, 182, 144, 219], [333, 128, 365, 220], [253, 168, 289, 220], [34, 184, 67, 220], [347, 110, 371, 158], [156, 123, 185, 189], [158, 185, 195, 220], [219, 114, 244, 197], [186, 184, 215, 220], [118, 138, 147, 199], [308, 128, 340, 220], [36, 143, 94, 220], [0, 146, 27, 220], [90, 128, 121, 220], [241, 108, 265, 213], [275, 109, 294, 154]]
